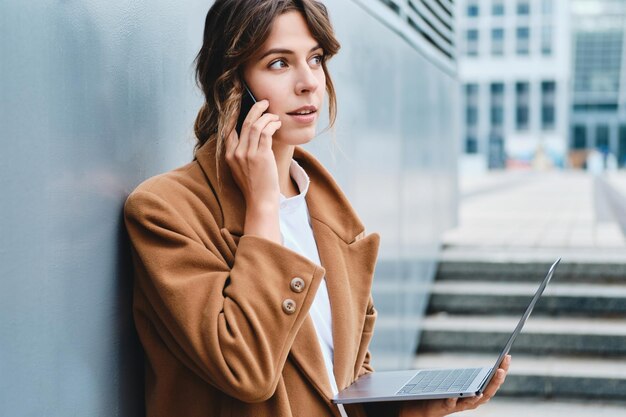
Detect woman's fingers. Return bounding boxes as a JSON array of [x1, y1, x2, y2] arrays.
[[501, 354, 511, 371], [452, 355, 511, 412], [239, 99, 270, 149], [258, 120, 281, 152], [444, 397, 458, 410], [482, 368, 507, 399], [246, 113, 280, 154]]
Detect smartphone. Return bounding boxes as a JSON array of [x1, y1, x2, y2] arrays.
[[236, 83, 257, 136]]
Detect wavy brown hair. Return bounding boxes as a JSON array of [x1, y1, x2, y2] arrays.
[[193, 0, 341, 166]]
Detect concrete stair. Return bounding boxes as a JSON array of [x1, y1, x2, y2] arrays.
[[416, 259, 626, 402]]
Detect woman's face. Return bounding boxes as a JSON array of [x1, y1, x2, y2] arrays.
[[243, 11, 326, 146]]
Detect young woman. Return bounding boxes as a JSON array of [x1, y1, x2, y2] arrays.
[[124, 1, 510, 416]]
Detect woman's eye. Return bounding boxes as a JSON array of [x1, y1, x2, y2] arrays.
[[310, 55, 324, 66], [269, 59, 287, 70]]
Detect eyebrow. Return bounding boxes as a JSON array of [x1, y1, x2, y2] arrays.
[[258, 44, 322, 61]]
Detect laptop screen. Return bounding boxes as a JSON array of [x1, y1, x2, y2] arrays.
[[478, 258, 560, 393]]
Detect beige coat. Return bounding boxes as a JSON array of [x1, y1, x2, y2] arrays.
[[124, 140, 383, 417]]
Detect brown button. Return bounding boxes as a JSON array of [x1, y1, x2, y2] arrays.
[[282, 299, 297, 315], [290, 277, 305, 293]]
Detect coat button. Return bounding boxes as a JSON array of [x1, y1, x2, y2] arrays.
[[290, 277, 305, 293], [282, 299, 297, 315]]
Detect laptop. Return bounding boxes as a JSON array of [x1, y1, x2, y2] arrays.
[[332, 258, 561, 404]]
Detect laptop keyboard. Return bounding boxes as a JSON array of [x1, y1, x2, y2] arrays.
[[396, 368, 482, 395]]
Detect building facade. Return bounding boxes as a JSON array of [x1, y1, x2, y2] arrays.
[[457, 0, 571, 171], [571, 0, 626, 168]]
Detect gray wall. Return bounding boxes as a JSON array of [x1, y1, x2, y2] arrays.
[[0, 1, 457, 415], [309, 1, 458, 369]]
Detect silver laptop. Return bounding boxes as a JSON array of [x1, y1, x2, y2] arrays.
[[332, 258, 561, 404]]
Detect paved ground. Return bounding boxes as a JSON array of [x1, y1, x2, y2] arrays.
[[456, 397, 626, 417], [438, 169, 626, 416], [443, 171, 626, 261]]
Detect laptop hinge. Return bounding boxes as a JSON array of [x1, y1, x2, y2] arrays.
[[476, 368, 492, 393]]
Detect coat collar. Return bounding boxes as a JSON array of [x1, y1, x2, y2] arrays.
[[195, 139, 365, 244]]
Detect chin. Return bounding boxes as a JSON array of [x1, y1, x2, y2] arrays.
[[276, 126, 317, 146]]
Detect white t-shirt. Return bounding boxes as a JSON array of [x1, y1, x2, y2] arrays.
[[279, 159, 348, 417]]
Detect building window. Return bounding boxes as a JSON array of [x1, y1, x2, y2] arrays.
[[516, 82, 530, 130], [466, 83, 479, 126], [465, 136, 478, 153], [466, 29, 479, 56], [516, 27, 530, 55], [573, 125, 586, 149], [490, 83, 505, 127], [541, 25, 553, 55], [541, 81, 556, 130], [492, 1, 505, 16], [619, 125, 626, 167], [596, 125, 610, 151], [465, 84, 479, 154], [491, 28, 505, 56], [488, 133, 506, 169], [517, 1, 530, 15], [574, 31, 622, 94], [467, 2, 479, 17]]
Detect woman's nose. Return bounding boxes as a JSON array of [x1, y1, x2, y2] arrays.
[[295, 65, 320, 95]]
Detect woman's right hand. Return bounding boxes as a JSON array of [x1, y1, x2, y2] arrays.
[[225, 99, 283, 243]]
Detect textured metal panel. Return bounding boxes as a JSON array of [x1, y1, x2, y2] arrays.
[[311, 1, 458, 369], [0, 1, 204, 415], [368, 0, 457, 61], [0, 0, 457, 414]]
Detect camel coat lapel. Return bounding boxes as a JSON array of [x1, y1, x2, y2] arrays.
[[295, 149, 380, 392]]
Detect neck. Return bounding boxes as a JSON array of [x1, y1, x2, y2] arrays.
[[272, 143, 299, 198]]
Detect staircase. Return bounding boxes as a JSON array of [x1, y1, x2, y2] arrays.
[[415, 258, 626, 401]]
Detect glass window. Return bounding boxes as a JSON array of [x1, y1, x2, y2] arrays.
[[517, 1, 530, 15], [466, 29, 479, 56], [491, 83, 504, 94], [515, 82, 530, 130], [619, 125, 626, 167], [541, 25, 553, 55], [541, 81, 556, 130], [467, 2, 479, 16], [516, 27, 530, 55], [574, 31, 622, 95], [466, 83, 479, 96], [491, 28, 505, 55], [466, 107, 478, 125], [465, 83, 479, 127], [488, 133, 506, 169], [465, 136, 478, 154], [490, 83, 505, 127], [492, 1, 505, 16], [596, 125, 610, 150], [572, 125, 586, 149]]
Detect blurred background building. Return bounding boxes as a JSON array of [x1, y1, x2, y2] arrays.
[[458, 0, 626, 173], [570, 0, 626, 169], [457, 0, 572, 172]]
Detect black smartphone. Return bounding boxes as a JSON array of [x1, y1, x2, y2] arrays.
[[236, 83, 257, 136]]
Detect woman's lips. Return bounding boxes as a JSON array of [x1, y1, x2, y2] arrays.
[[287, 110, 317, 124]]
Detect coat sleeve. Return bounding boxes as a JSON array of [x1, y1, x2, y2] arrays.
[[124, 189, 325, 403]]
